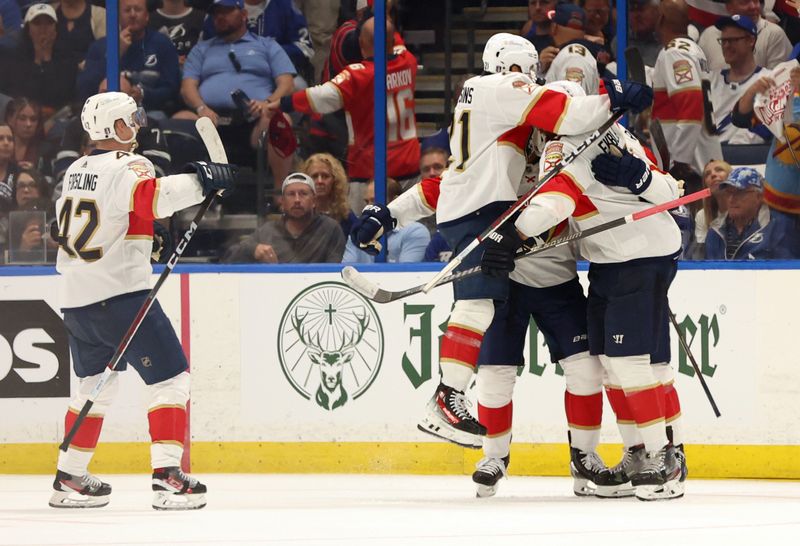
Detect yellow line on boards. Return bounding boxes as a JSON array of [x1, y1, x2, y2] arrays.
[[1, 442, 798, 479]]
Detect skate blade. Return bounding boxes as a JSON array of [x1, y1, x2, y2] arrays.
[[595, 484, 635, 499], [475, 484, 498, 498], [49, 490, 109, 509], [152, 491, 207, 511], [416, 418, 483, 449], [634, 478, 684, 501], [572, 477, 596, 497]]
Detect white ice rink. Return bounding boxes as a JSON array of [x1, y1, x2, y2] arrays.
[[1, 474, 799, 546]]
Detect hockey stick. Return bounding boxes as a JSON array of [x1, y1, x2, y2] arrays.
[[59, 117, 227, 452], [342, 188, 710, 304], [668, 310, 722, 418], [419, 109, 627, 294]]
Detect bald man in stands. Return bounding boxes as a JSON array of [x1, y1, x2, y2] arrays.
[[651, 0, 722, 193]]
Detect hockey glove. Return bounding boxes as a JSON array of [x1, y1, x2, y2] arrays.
[[480, 222, 526, 278], [183, 161, 238, 197], [603, 79, 653, 114], [350, 203, 396, 256], [591, 149, 652, 195], [151, 221, 172, 264]]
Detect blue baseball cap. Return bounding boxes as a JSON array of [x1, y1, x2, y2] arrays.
[[547, 4, 586, 31], [719, 167, 763, 192], [714, 14, 757, 37], [210, 0, 244, 9]]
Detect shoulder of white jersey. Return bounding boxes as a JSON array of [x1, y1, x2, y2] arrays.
[[560, 42, 594, 58], [114, 151, 156, 179]]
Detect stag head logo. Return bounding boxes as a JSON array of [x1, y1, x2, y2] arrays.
[[277, 283, 384, 410]]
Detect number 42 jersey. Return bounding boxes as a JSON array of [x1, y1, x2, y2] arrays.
[[56, 150, 204, 309]]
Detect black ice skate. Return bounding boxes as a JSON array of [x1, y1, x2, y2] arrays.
[[595, 444, 646, 499], [49, 470, 111, 508], [675, 444, 688, 482], [417, 383, 486, 449], [152, 467, 207, 510], [631, 444, 684, 501], [569, 446, 612, 497], [472, 455, 510, 498]]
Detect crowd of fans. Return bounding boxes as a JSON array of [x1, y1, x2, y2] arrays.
[[0, 0, 798, 264]]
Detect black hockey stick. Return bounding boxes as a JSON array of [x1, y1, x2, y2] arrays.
[[418, 109, 627, 294], [668, 310, 722, 418], [59, 118, 226, 452], [342, 188, 710, 304]]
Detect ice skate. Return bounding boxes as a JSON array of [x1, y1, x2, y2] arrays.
[[49, 470, 111, 508], [152, 467, 207, 510], [417, 383, 486, 449], [569, 447, 611, 497], [472, 455, 509, 498], [675, 443, 688, 482], [632, 444, 684, 501], [595, 444, 646, 499]]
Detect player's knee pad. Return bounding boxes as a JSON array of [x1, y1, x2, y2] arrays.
[[477, 365, 517, 407], [449, 298, 495, 333], [147, 371, 190, 409], [71, 372, 120, 415], [651, 362, 674, 385], [607, 354, 657, 391], [560, 351, 603, 396]]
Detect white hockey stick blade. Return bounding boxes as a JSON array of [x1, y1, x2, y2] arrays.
[[195, 117, 228, 163], [341, 266, 393, 303]]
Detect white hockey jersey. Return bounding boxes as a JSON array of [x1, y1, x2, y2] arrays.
[[515, 124, 682, 264], [651, 37, 722, 174], [436, 71, 616, 225], [544, 42, 600, 96], [56, 150, 204, 308]]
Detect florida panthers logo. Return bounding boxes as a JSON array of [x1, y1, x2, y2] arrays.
[[277, 283, 384, 410]]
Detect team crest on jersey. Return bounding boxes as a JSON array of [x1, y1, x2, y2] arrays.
[[672, 60, 694, 84], [512, 79, 537, 95], [128, 161, 152, 178], [543, 142, 564, 171], [565, 67, 585, 83], [145, 54, 158, 67], [332, 70, 352, 86]]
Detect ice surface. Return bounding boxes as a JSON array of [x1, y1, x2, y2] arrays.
[[1, 474, 798, 546]]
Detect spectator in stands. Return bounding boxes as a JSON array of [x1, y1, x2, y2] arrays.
[[521, 0, 557, 54], [301, 152, 356, 236], [419, 147, 447, 181], [706, 167, 797, 259], [343, 178, 430, 263], [78, 0, 181, 115], [202, 0, 315, 85], [5, 97, 47, 172], [698, 0, 792, 71], [13, 166, 50, 211], [270, 17, 420, 214], [0, 123, 17, 212], [0, 5, 81, 114], [692, 159, 732, 259], [612, 0, 661, 66], [223, 172, 345, 263], [52, 0, 106, 61], [148, 0, 206, 65], [710, 15, 771, 145], [580, 0, 611, 46], [296, 0, 340, 82], [0, 0, 22, 51], [179, 0, 296, 191]]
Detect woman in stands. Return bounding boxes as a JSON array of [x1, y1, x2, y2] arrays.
[[692, 159, 732, 259], [302, 152, 357, 236], [5, 98, 47, 173], [0, 123, 18, 212]]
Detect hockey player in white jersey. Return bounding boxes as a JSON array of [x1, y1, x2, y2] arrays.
[[541, 4, 601, 95], [50, 92, 236, 510], [480, 118, 686, 501], [351, 33, 654, 449]]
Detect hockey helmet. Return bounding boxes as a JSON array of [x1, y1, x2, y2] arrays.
[[81, 92, 147, 144], [482, 33, 539, 79]]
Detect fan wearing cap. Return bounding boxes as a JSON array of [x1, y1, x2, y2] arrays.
[[705, 167, 798, 259], [539, 4, 605, 95], [709, 15, 771, 145], [223, 172, 346, 263], [651, 0, 721, 190], [698, 0, 792, 71], [0, 4, 81, 113]]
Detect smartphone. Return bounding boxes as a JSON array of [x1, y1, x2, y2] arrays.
[[231, 89, 256, 122]]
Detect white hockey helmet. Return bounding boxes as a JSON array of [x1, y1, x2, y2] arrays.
[[482, 33, 539, 78], [81, 92, 147, 144]]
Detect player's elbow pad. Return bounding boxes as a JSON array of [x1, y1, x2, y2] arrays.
[[514, 193, 574, 238], [154, 174, 205, 217]]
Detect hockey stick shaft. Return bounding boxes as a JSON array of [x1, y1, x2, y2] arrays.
[[421, 109, 627, 293], [668, 310, 722, 418], [60, 119, 226, 452]]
